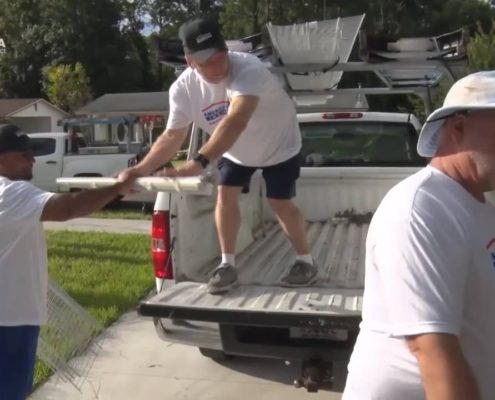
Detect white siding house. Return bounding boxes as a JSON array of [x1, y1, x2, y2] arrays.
[[0, 98, 69, 133]]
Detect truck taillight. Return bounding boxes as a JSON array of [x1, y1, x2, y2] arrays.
[[151, 211, 173, 279], [321, 112, 363, 119]]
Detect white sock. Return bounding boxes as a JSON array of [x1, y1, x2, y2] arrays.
[[296, 254, 313, 265], [221, 253, 236, 267]]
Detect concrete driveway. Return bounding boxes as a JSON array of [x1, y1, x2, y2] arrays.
[[30, 312, 346, 400]]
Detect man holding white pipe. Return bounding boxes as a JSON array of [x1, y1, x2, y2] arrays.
[[119, 16, 317, 294], [0, 124, 136, 400]]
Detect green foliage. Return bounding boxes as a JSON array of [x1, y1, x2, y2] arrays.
[[406, 79, 453, 122], [0, 0, 494, 98], [219, 0, 493, 38], [468, 20, 495, 72], [42, 63, 92, 114]]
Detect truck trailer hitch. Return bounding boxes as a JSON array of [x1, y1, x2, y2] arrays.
[[293, 359, 333, 392]]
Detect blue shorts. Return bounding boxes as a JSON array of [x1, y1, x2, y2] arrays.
[[0, 325, 40, 400], [217, 154, 301, 199]]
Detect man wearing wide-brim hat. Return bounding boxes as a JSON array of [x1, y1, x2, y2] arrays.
[[343, 71, 495, 399]]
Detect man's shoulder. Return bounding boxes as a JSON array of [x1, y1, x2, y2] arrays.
[[376, 167, 468, 226], [0, 178, 47, 199], [229, 52, 266, 75], [170, 67, 197, 90]]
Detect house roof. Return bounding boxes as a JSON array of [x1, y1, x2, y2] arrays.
[[75, 92, 169, 116], [0, 98, 69, 117]]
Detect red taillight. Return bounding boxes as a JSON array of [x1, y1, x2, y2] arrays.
[[321, 112, 363, 120], [151, 211, 173, 279]]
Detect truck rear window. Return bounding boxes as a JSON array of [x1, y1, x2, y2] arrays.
[[300, 122, 426, 167]]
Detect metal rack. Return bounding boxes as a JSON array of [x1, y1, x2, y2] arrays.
[[156, 15, 469, 115]]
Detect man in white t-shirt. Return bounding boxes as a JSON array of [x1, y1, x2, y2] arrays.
[[0, 124, 136, 400], [120, 17, 317, 294], [343, 71, 495, 400]]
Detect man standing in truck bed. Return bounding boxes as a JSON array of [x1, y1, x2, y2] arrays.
[[121, 16, 317, 294]]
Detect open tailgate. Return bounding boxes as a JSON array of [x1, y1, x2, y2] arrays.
[[139, 283, 362, 330]]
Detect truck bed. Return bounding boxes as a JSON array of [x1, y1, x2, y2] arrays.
[[140, 217, 368, 328]]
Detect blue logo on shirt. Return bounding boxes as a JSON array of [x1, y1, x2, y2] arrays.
[[202, 101, 229, 125], [486, 238, 495, 268]]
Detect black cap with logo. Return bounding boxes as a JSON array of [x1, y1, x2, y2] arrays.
[[0, 124, 32, 154], [179, 16, 227, 64]]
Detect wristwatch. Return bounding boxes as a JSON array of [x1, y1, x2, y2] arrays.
[[193, 153, 210, 169]]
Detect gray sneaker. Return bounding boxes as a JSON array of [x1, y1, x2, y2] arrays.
[[281, 260, 319, 287], [207, 263, 239, 294]]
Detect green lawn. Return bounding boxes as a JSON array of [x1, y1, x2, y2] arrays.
[[34, 231, 154, 386], [172, 159, 186, 168], [89, 208, 152, 220]]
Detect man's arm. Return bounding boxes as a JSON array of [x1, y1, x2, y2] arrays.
[[41, 177, 135, 222], [407, 333, 480, 400], [198, 95, 259, 161], [130, 127, 189, 176]]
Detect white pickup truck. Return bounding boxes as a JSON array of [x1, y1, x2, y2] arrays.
[[135, 110, 425, 390], [29, 132, 140, 193]]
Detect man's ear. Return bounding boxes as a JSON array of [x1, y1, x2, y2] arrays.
[[185, 55, 196, 69], [448, 115, 467, 146]]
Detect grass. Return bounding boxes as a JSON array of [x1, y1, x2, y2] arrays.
[[89, 208, 152, 220], [34, 231, 154, 387], [172, 159, 186, 168]]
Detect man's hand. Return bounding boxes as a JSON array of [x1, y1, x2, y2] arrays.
[[41, 173, 139, 222], [117, 166, 146, 181], [115, 170, 139, 195], [157, 160, 203, 177]]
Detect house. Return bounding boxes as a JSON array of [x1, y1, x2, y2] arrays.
[[75, 92, 169, 145], [75, 92, 169, 117], [0, 98, 69, 133]]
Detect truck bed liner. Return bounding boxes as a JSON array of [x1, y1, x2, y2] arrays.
[[139, 218, 368, 328]]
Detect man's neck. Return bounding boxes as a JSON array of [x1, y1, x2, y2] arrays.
[[430, 155, 486, 203]]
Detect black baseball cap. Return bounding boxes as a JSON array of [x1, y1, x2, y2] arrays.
[[0, 124, 32, 154], [179, 16, 227, 64]]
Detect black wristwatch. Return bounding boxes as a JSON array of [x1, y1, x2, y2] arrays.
[[193, 153, 210, 168]]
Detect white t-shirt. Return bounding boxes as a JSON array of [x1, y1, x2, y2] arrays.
[[0, 177, 54, 326], [166, 51, 301, 167], [343, 166, 495, 400]]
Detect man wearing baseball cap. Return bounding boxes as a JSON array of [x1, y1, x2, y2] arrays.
[[0, 124, 136, 399], [343, 70, 495, 399], [120, 16, 317, 294]]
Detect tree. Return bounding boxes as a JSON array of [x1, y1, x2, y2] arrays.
[[468, 21, 495, 72], [0, 0, 50, 97], [42, 63, 92, 114], [219, 0, 493, 39], [41, 0, 144, 95], [121, 0, 159, 91]]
